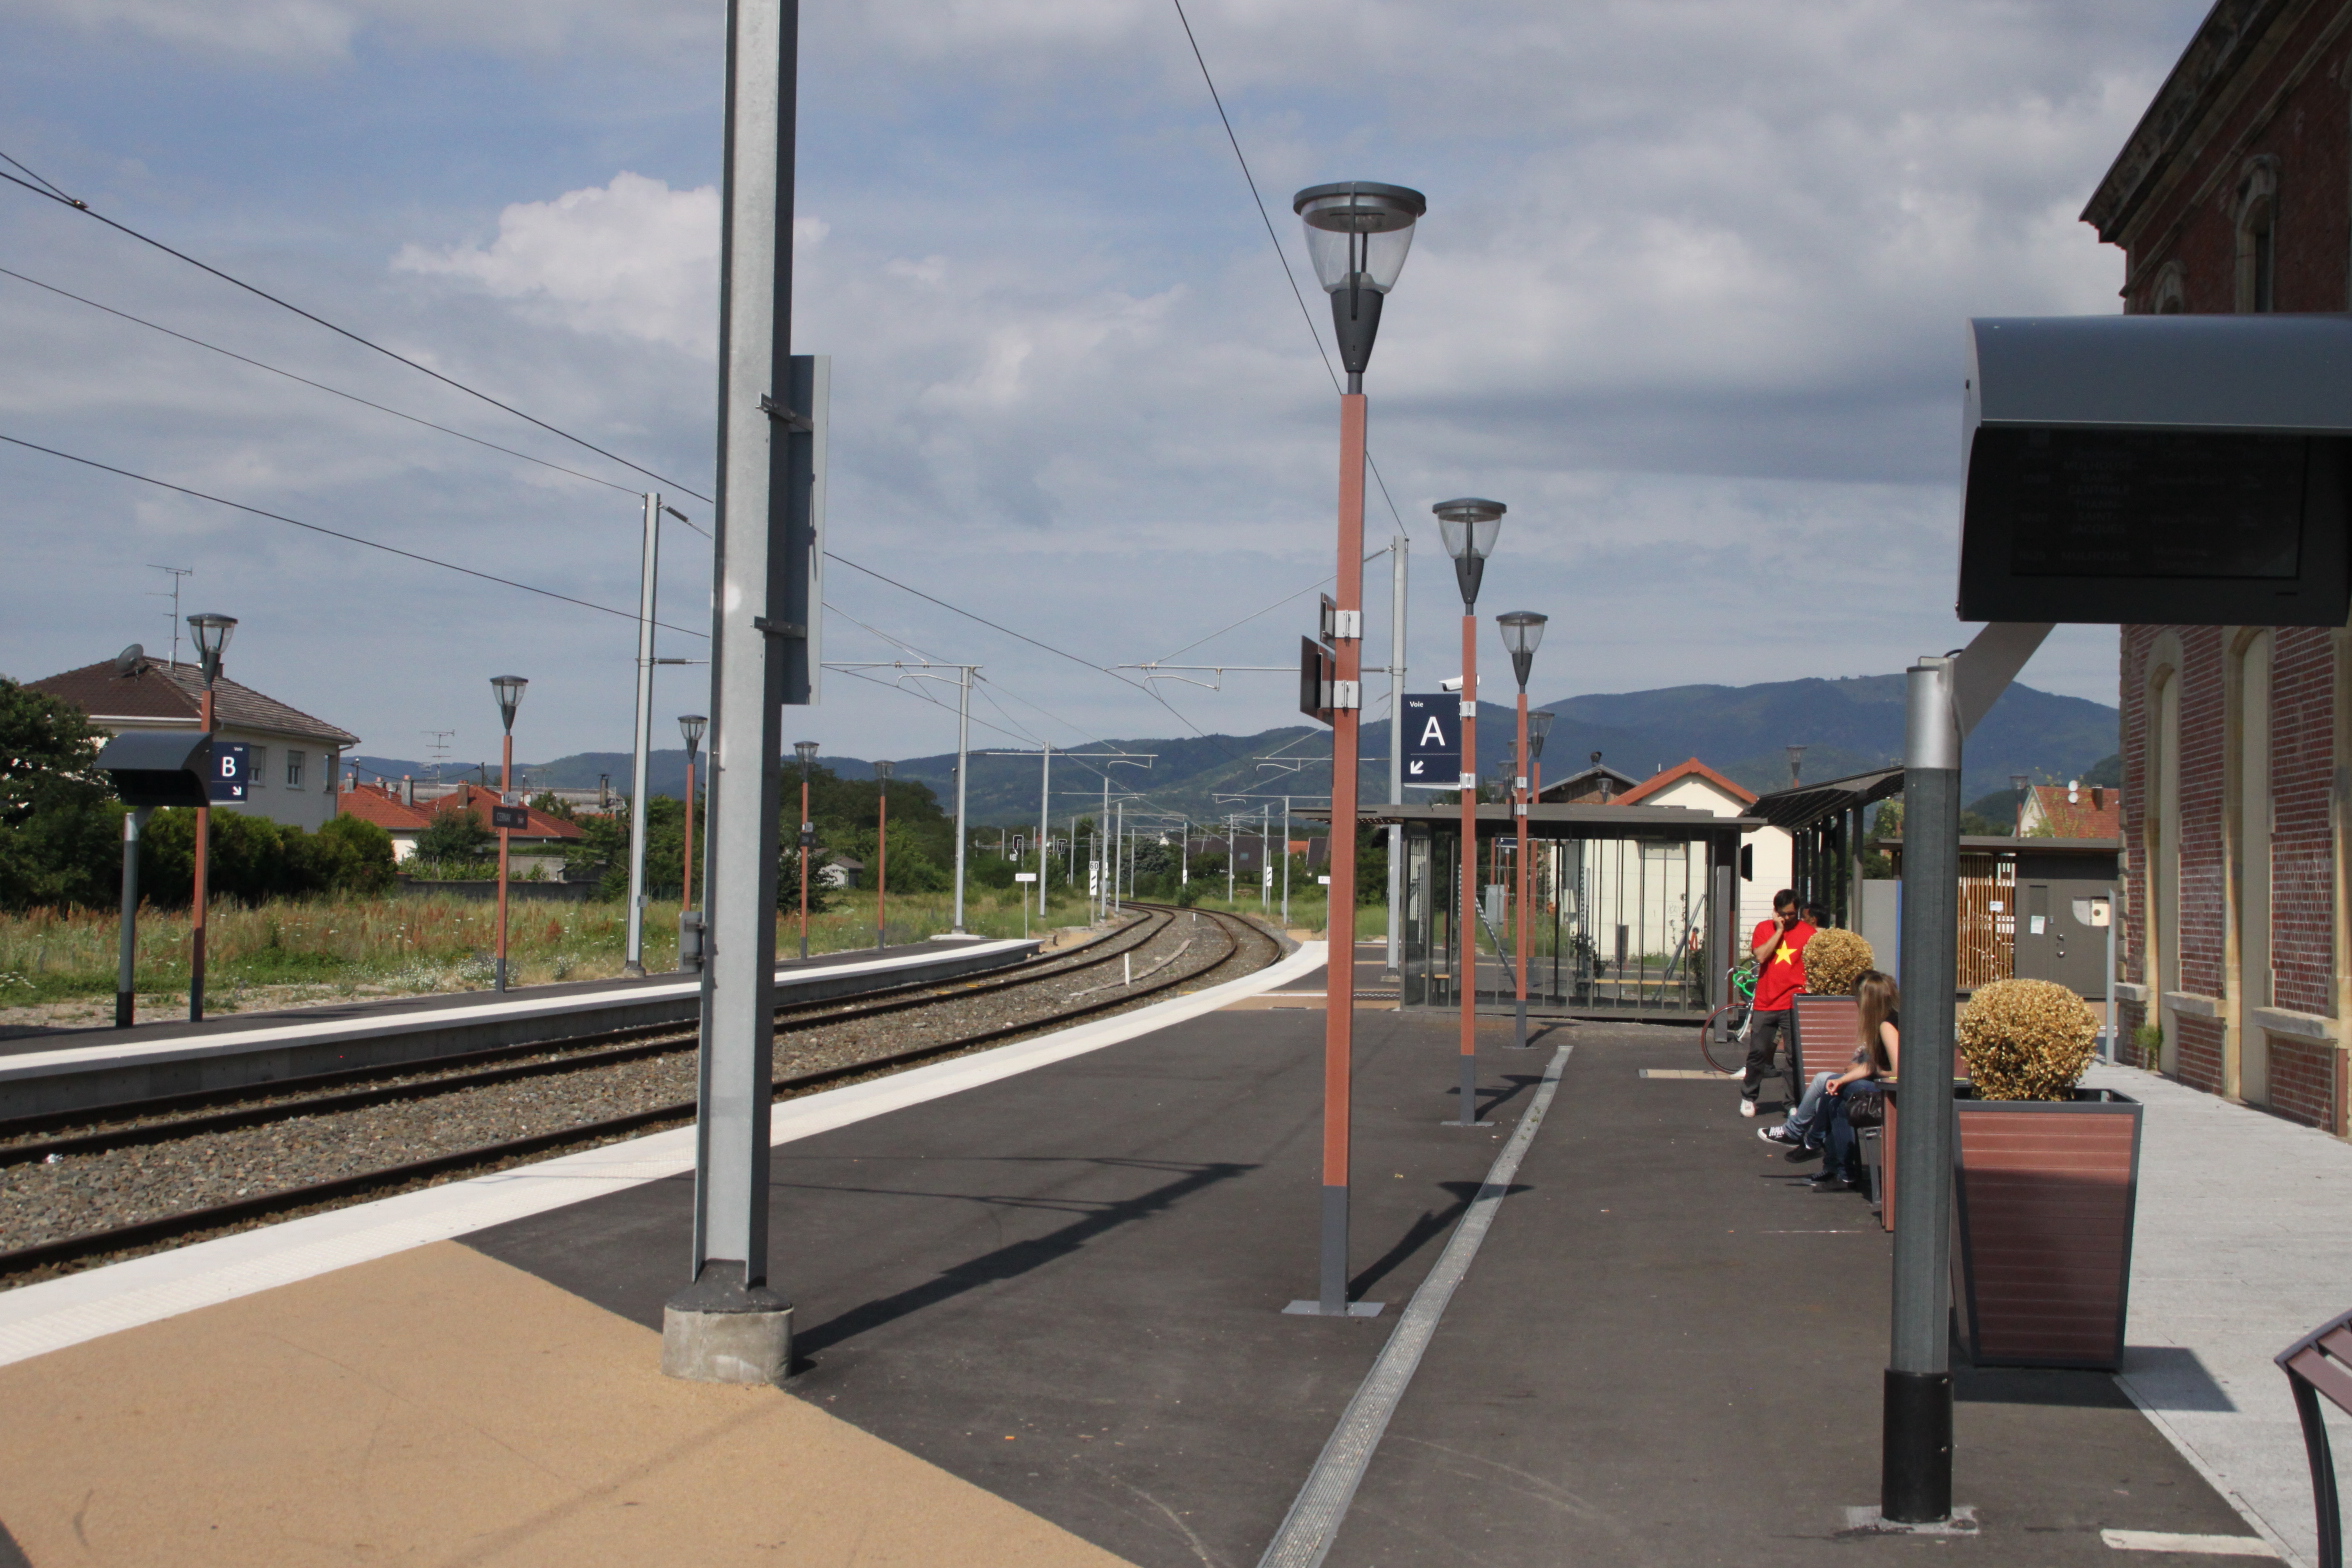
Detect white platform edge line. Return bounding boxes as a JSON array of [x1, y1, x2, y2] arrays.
[[0, 940, 1326, 1369], [0, 939, 1036, 1076], [2101, 1529, 2282, 1557], [2113, 1371, 2309, 1568]]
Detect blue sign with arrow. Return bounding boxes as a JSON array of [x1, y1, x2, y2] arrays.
[[1399, 693, 1460, 788]]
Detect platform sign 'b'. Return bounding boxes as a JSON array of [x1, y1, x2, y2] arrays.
[[207, 741, 250, 803], [1399, 694, 1460, 787]]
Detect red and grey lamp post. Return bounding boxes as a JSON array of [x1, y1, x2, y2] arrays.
[[1289, 177, 1425, 1318], [795, 740, 820, 961], [1495, 611, 1548, 1052], [873, 759, 893, 951], [185, 612, 237, 1023], [679, 714, 707, 912], [1435, 499, 1504, 1126], [489, 674, 527, 992]]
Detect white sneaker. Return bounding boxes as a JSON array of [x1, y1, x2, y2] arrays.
[[1738, 1097, 1757, 1118]]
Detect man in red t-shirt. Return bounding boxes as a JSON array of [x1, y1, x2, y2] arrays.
[[1739, 889, 1815, 1117]]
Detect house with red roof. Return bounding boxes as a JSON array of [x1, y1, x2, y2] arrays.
[[339, 780, 582, 876], [28, 649, 358, 832], [2018, 780, 2121, 842], [1606, 758, 1795, 934]]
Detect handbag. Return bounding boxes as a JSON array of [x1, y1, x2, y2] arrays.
[[1844, 1086, 1886, 1129]]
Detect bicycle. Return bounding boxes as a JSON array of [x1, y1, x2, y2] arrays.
[[1698, 960, 1759, 1075]]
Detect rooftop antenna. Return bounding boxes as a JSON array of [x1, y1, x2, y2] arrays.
[[422, 730, 456, 781], [146, 565, 194, 666]]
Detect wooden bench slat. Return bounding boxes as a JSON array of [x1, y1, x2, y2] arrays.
[[2288, 1345, 2352, 1416]]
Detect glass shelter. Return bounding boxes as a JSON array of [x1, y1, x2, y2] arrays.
[[1331, 801, 1761, 1023]]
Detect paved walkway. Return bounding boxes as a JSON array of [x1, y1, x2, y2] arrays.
[[2086, 1060, 2352, 1565]]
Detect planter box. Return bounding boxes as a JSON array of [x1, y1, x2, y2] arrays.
[[1953, 1087, 2143, 1371]]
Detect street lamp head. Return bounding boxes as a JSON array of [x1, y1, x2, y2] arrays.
[[1433, 498, 1505, 607], [1293, 180, 1427, 382], [1527, 710, 1556, 760], [1495, 610, 1547, 692], [795, 740, 820, 767], [2010, 773, 2031, 792], [489, 674, 528, 733], [678, 714, 707, 759], [187, 613, 238, 686], [874, 758, 894, 791]]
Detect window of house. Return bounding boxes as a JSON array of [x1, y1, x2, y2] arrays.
[[286, 749, 306, 789], [250, 745, 268, 787]]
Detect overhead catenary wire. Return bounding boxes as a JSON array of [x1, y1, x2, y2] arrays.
[[0, 153, 710, 504], [1164, 0, 1412, 541], [0, 432, 708, 637], [0, 265, 648, 500]]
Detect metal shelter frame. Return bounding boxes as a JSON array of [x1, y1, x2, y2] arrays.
[[1745, 765, 1906, 930]]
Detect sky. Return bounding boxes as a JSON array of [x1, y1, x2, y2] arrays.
[[0, 0, 2209, 771]]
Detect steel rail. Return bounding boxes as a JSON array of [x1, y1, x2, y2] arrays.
[[0, 907, 1279, 1279], [0, 911, 1166, 1149]]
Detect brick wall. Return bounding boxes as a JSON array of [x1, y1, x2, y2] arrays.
[[2270, 1035, 2341, 1131], [2177, 628, 2229, 1004], [2271, 629, 2336, 1014], [2176, 1013, 2228, 1095]]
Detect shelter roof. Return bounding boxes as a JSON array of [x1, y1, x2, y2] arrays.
[[1307, 800, 1762, 840], [1745, 766, 1904, 833]]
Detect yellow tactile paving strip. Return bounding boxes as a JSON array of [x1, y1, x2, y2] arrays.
[[0, 1241, 1135, 1568]]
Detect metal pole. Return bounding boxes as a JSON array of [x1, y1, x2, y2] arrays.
[[1262, 800, 1272, 912], [495, 732, 513, 991], [1282, 796, 1292, 926], [1885, 654, 1960, 1521], [1387, 533, 1407, 973], [683, 754, 696, 912], [1114, 798, 1124, 916], [190, 682, 215, 1022], [624, 493, 660, 976], [1100, 774, 1110, 922], [952, 666, 971, 934], [662, 0, 796, 1386], [2104, 884, 2118, 1061], [1456, 609, 1481, 1125], [1514, 688, 1531, 1049], [1037, 746, 1051, 926], [1309, 387, 1370, 1314], [116, 807, 149, 1027], [876, 782, 888, 948], [798, 766, 811, 961]]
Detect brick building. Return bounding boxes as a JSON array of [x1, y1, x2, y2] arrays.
[[2083, 0, 2352, 1134]]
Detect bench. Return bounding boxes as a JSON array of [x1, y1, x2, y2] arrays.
[[2278, 1306, 2352, 1568]]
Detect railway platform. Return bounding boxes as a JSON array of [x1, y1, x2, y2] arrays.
[[0, 951, 2334, 1565], [0, 935, 1038, 1120]]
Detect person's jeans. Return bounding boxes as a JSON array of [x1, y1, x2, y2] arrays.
[[1742, 1010, 1794, 1102], [1826, 1080, 1886, 1182], [1783, 1071, 1836, 1145]]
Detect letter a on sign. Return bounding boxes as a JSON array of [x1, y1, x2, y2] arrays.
[[1400, 694, 1460, 787]]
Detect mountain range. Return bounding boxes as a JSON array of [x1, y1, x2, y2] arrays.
[[350, 671, 2120, 830]]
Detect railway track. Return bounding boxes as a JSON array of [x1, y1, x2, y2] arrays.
[[0, 904, 1284, 1282]]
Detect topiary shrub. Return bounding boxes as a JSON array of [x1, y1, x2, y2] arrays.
[[1959, 978, 2098, 1101], [1801, 927, 1874, 995]]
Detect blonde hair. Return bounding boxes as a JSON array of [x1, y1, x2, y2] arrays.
[[1856, 970, 1899, 1071]]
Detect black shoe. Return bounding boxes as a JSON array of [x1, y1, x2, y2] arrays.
[[1808, 1171, 1856, 1191], [1782, 1143, 1822, 1164]]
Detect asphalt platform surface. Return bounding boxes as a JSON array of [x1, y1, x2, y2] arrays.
[[467, 1005, 2255, 1567]]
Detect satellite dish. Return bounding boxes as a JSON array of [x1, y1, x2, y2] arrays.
[[113, 644, 146, 677]]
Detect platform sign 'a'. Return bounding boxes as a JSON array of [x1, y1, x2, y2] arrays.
[[1400, 694, 1459, 787]]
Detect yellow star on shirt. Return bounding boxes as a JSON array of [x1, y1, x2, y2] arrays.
[[1772, 942, 1800, 966]]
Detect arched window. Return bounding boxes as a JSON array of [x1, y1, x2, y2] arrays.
[[2153, 259, 2187, 314], [2237, 158, 2280, 313]]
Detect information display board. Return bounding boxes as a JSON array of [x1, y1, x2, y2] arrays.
[[1399, 693, 1460, 787]]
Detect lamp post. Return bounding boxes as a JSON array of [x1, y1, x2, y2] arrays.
[[185, 612, 236, 1022], [680, 714, 707, 912], [2010, 771, 2032, 835], [1290, 177, 1425, 1319], [489, 675, 527, 991], [1497, 611, 1548, 1051], [873, 760, 892, 950], [1436, 498, 1504, 1128], [795, 740, 819, 960]]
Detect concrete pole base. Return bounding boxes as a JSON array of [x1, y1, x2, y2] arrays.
[[660, 1270, 794, 1385], [661, 1302, 793, 1385]]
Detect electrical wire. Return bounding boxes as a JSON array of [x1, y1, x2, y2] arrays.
[[0, 432, 707, 637], [0, 264, 647, 499], [1164, 0, 1413, 541], [0, 153, 711, 503]]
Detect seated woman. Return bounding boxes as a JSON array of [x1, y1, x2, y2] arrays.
[[1811, 970, 1899, 1192]]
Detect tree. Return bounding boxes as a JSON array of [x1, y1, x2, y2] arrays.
[[0, 677, 120, 909], [414, 808, 494, 866]]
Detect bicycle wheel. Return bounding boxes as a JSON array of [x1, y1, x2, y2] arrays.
[[1699, 1003, 1750, 1075]]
